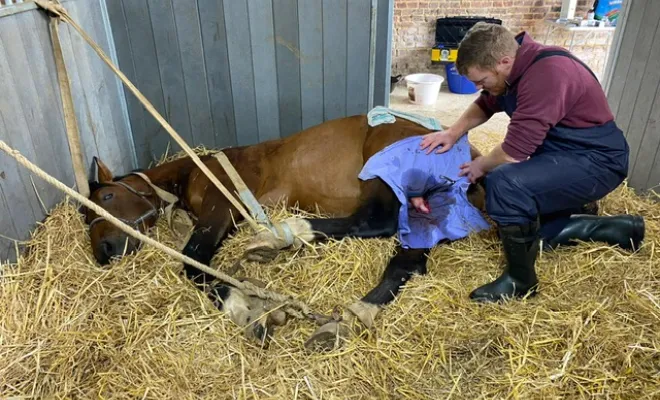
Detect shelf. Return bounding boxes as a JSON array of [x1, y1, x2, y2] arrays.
[[543, 19, 616, 33]]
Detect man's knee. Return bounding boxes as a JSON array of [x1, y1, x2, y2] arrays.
[[484, 164, 522, 205], [484, 164, 536, 225]]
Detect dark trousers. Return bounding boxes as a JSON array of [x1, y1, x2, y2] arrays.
[[483, 122, 629, 240]]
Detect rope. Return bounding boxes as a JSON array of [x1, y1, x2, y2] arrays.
[[49, 13, 89, 198], [34, 0, 263, 233], [28, 1, 326, 322], [0, 140, 318, 320]]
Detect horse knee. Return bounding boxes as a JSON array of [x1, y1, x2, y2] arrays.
[[355, 184, 399, 236]]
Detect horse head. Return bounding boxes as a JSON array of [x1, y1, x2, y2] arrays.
[[83, 157, 162, 265]]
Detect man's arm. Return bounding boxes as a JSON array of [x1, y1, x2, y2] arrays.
[[420, 99, 495, 154], [479, 143, 520, 173], [449, 101, 493, 136]]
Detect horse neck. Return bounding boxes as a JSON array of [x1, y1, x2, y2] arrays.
[[141, 156, 203, 195], [141, 145, 271, 196]]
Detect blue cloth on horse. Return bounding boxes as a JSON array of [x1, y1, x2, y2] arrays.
[[358, 121, 491, 249]]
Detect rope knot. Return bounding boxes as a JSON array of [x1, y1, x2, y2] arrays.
[[243, 218, 316, 263], [268, 221, 296, 247], [35, 0, 66, 17]]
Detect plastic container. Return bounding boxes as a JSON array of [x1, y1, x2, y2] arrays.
[[445, 63, 478, 94], [594, 0, 623, 26], [435, 16, 503, 48], [405, 73, 444, 105]]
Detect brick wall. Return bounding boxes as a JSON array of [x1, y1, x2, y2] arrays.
[[392, 0, 614, 82]]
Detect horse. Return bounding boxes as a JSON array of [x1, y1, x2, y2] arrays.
[[82, 114, 488, 348]]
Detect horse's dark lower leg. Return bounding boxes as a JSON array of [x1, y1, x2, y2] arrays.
[[305, 246, 430, 350], [179, 196, 279, 344], [362, 246, 430, 305], [307, 178, 399, 240], [181, 194, 235, 287], [181, 225, 230, 286]]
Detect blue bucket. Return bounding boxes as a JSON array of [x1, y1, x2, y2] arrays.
[[445, 63, 478, 94]]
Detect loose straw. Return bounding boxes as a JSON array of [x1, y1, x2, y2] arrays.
[[0, 140, 317, 320]]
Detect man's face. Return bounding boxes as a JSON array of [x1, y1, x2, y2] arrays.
[[465, 56, 514, 96]]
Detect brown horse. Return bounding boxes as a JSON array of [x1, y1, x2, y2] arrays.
[[83, 115, 487, 347]]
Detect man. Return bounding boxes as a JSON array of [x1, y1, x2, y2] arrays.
[[416, 22, 645, 303]]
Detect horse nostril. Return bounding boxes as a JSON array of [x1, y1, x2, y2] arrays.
[[100, 240, 114, 257]]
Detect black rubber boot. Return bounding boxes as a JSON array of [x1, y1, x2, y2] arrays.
[[543, 214, 645, 252], [470, 221, 540, 303]]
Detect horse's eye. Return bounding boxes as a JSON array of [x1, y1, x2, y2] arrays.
[[103, 193, 114, 201]]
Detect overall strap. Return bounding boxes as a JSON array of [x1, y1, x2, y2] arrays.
[[531, 50, 599, 82], [507, 49, 599, 90]]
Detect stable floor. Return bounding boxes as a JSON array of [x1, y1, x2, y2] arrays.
[[388, 84, 511, 138]]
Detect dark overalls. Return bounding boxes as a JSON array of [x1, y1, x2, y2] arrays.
[[483, 50, 630, 240]]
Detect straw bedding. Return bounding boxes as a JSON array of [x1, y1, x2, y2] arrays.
[[1, 126, 659, 399]]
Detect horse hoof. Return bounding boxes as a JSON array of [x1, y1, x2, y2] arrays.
[[268, 308, 287, 326], [304, 321, 350, 352], [245, 318, 272, 348], [243, 246, 278, 263]]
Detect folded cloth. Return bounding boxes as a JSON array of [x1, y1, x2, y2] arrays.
[[359, 109, 490, 249], [367, 105, 443, 131]]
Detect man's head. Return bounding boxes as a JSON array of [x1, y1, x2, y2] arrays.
[[456, 22, 520, 95]]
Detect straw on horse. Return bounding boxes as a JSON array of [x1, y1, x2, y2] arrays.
[[2, 122, 659, 399]]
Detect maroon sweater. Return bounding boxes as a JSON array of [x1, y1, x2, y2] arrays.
[[475, 32, 615, 161]]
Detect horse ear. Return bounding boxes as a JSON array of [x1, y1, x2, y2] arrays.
[[94, 156, 113, 183]]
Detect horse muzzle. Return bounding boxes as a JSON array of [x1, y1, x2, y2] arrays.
[[95, 235, 141, 265]]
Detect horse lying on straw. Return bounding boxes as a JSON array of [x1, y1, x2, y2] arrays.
[[82, 113, 642, 349]]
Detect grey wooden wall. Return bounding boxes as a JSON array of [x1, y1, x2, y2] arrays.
[[605, 0, 660, 192], [0, 0, 134, 262], [106, 0, 394, 168]]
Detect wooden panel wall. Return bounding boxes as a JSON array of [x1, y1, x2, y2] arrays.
[[106, 0, 394, 168], [0, 0, 134, 263], [606, 0, 660, 192]]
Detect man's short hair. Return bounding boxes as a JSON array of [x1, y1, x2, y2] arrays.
[[456, 22, 519, 75]]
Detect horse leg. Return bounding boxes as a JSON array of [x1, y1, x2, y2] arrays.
[[244, 178, 399, 262], [307, 178, 399, 239], [180, 193, 281, 346], [305, 246, 430, 351]]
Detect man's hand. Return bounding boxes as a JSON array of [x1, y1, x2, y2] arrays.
[[459, 144, 521, 183], [459, 156, 487, 183], [419, 127, 462, 154]]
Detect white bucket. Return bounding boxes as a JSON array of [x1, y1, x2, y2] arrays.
[[405, 73, 444, 105]]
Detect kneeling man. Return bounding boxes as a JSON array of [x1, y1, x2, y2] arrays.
[[417, 22, 644, 303]]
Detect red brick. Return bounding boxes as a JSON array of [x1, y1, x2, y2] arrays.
[[393, 0, 611, 78]]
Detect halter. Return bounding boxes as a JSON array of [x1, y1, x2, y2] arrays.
[[88, 174, 170, 232]]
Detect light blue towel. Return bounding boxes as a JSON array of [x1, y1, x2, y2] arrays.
[[359, 108, 490, 249], [367, 106, 443, 131]]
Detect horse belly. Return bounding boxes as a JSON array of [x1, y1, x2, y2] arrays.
[[265, 116, 368, 216]]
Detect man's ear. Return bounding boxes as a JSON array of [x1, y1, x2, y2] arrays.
[[93, 156, 113, 183], [498, 55, 515, 69]]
